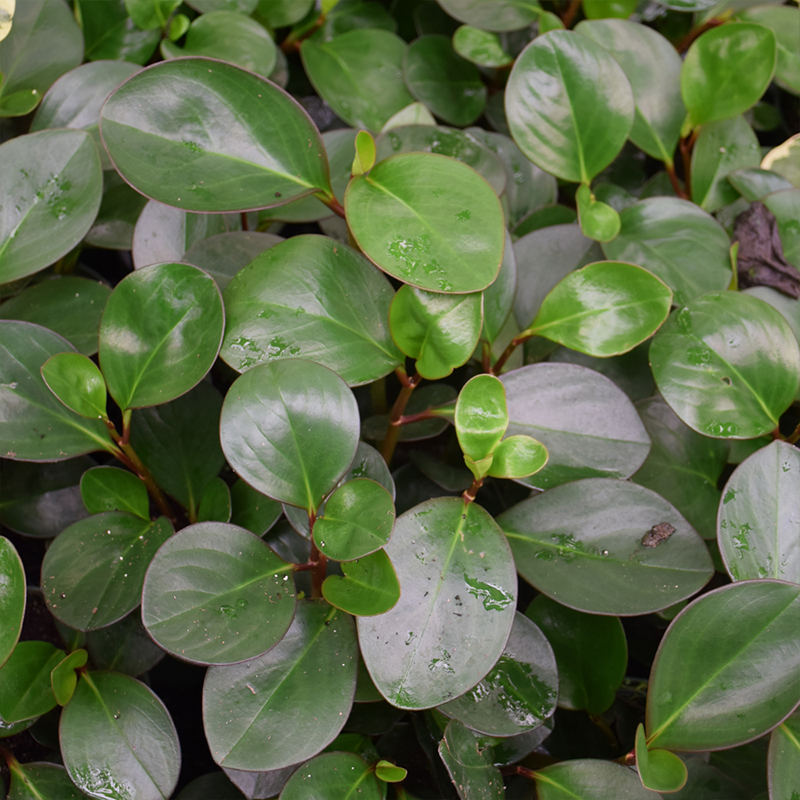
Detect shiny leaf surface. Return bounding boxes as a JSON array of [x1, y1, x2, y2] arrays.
[[453, 26, 512, 68], [7, 762, 93, 800], [322, 548, 401, 616], [533, 759, 658, 799], [487, 435, 548, 480], [455, 375, 508, 463], [80, 466, 149, 520], [50, 648, 87, 706], [0, 537, 24, 669], [0, 641, 62, 722], [634, 723, 688, 792], [435, 0, 541, 32], [40, 353, 107, 420], [279, 753, 382, 800]]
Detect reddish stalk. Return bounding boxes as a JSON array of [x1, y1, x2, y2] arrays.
[[381, 369, 421, 466]]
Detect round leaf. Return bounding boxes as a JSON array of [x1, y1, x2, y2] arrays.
[[717, 441, 800, 584], [100, 58, 333, 212], [80, 467, 149, 521], [0, 130, 102, 284], [501, 363, 651, 490], [438, 720, 504, 800], [435, 0, 542, 32], [529, 261, 672, 356], [646, 580, 800, 751], [229, 479, 282, 538], [142, 522, 296, 665], [7, 762, 94, 800], [488, 436, 548, 480], [280, 753, 382, 800], [41, 353, 107, 420], [358, 497, 517, 709], [347, 152, 504, 293], [681, 22, 776, 128], [203, 601, 357, 771], [313, 479, 395, 561], [499, 478, 714, 615], [50, 648, 88, 707], [0, 321, 116, 461], [99, 262, 224, 410], [649, 292, 800, 439], [0, 641, 63, 723], [455, 374, 508, 463], [221, 234, 402, 386], [453, 26, 512, 68], [220, 359, 359, 513], [61, 671, 180, 800], [533, 758, 664, 799], [439, 612, 558, 737], [506, 30, 634, 184], [78, 0, 160, 64], [41, 511, 174, 631], [0, 537, 25, 668], [321, 548, 401, 616], [85, 613, 165, 678], [768, 710, 800, 800], [634, 724, 688, 792], [575, 186, 621, 243], [740, 6, 800, 96]]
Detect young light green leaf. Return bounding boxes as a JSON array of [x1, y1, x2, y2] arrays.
[[80, 466, 150, 520], [487, 435, 548, 480], [375, 761, 407, 783], [7, 761, 94, 800], [455, 374, 508, 463], [0, 537, 25, 668], [352, 130, 376, 176], [50, 649, 88, 707], [634, 723, 688, 792], [41, 353, 108, 420], [576, 185, 621, 242], [452, 26, 512, 68], [322, 549, 401, 616]]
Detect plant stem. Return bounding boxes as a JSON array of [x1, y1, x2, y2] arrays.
[[560, 0, 581, 28], [462, 478, 484, 504], [490, 331, 533, 376], [307, 511, 327, 598], [240, 211, 249, 231], [664, 160, 689, 200], [679, 128, 699, 198], [675, 17, 725, 54], [787, 422, 800, 445], [316, 191, 346, 219], [381, 369, 421, 466]]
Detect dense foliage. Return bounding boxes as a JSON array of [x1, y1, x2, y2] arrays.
[[1, 0, 799, 798]]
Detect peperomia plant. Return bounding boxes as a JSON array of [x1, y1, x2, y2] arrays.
[[0, 0, 799, 798]]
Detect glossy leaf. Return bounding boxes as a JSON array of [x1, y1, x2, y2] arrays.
[[221, 235, 402, 386], [728, 167, 793, 203], [740, 6, 800, 96], [99, 262, 224, 410], [0, 641, 63, 722], [204, 601, 357, 771], [439, 720, 504, 800], [533, 758, 662, 799], [322, 548, 401, 616], [404, 35, 486, 127], [453, 26, 512, 68], [280, 753, 382, 800], [487, 435, 548, 480], [301, 29, 413, 132], [197, 477, 231, 524], [681, 23, 777, 128], [78, 0, 160, 63], [0, 321, 116, 461], [50, 648, 88, 706], [0, 130, 102, 284], [61, 671, 180, 800], [101, 58, 332, 212], [634, 724, 688, 792], [602, 198, 733, 306], [649, 292, 800, 439], [435, 0, 541, 32], [0, 537, 25, 668], [575, 185, 621, 243], [499, 478, 714, 615], [717, 441, 800, 584], [0, 277, 110, 357], [7, 762, 93, 800], [85, 613, 166, 677], [440, 612, 558, 736], [142, 522, 296, 665], [390, 286, 483, 379], [506, 30, 634, 184], [455, 375, 508, 463], [768, 710, 800, 800], [41, 353, 107, 420], [647, 580, 800, 751], [358, 497, 517, 709], [41, 511, 173, 631], [529, 261, 672, 356], [346, 152, 505, 293], [228, 480, 281, 538], [525, 594, 626, 715], [80, 466, 149, 520], [501, 363, 651, 491]]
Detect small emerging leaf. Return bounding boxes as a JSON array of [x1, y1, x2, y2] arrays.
[[375, 760, 407, 783], [576, 184, 621, 243], [50, 649, 88, 707], [322, 549, 400, 616], [487, 435, 548, 479], [635, 723, 688, 791], [455, 374, 508, 463], [352, 130, 376, 176], [41, 353, 107, 420]]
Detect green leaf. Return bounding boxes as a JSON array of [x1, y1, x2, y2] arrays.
[[41, 353, 107, 420], [313, 479, 395, 561], [582, 0, 637, 19], [254, 0, 311, 27], [632, 397, 728, 540], [85, 613, 165, 677], [204, 601, 357, 771], [764, 188, 800, 268], [99, 262, 224, 410], [435, 0, 542, 32], [358, 497, 516, 709], [452, 26, 512, 68], [381, 101, 437, 131], [280, 752, 382, 800], [80, 466, 150, 520], [363, 384, 457, 446], [438, 720, 504, 800], [0, 537, 25, 668], [501, 363, 651, 490], [768, 710, 800, 800], [61, 671, 180, 800], [717, 441, 800, 583], [142, 522, 296, 665], [100, 58, 333, 212], [576, 185, 621, 243], [533, 758, 663, 799], [525, 594, 626, 715], [301, 29, 414, 132], [0, 641, 63, 723], [322, 548, 401, 616], [647, 580, 800, 751], [197, 477, 232, 523], [0, 321, 116, 461], [7, 762, 94, 800], [727, 167, 793, 203], [483, 232, 517, 347], [352, 130, 376, 176], [681, 22, 777, 128], [691, 116, 760, 212], [506, 30, 634, 184], [499, 478, 714, 615], [439, 612, 558, 736], [168, 13, 189, 40], [375, 761, 406, 783], [455, 375, 508, 463], [229, 479, 282, 537], [41, 511, 173, 631], [649, 292, 800, 439], [77, 0, 160, 63], [220, 359, 359, 514], [50, 649, 88, 707], [0, 0, 82, 115], [576, 20, 684, 163], [125, 0, 182, 30], [221, 234, 402, 386], [602, 198, 732, 306], [634, 724, 688, 792], [403, 35, 486, 127], [487, 435, 548, 480], [0, 130, 102, 284], [740, 6, 800, 96], [161, 12, 277, 78], [85, 171, 150, 251], [529, 261, 672, 357], [346, 152, 505, 293], [390, 286, 483, 379]]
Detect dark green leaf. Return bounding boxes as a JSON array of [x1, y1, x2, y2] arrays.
[[78, 0, 160, 63], [322, 548, 401, 615], [0, 537, 25, 668], [582, 0, 637, 19], [197, 477, 232, 523], [175, 772, 245, 800], [483, 232, 517, 347], [85, 612, 166, 676], [513, 206, 578, 238], [438, 720, 504, 800], [41, 353, 107, 420], [280, 752, 382, 800], [191, 0, 258, 13], [435, 0, 542, 32], [634, 723, 688, 792], [254, 0, 311, 27], [764, 188, 800, 269], [453, 26, 512, 68], [80, 466, 150, 520], [727, 167, 793, 203], [0, 641, 63, 723], [499, 478, 714, 615], [125, 0, 182, 30], [229, 479, 282, 537], [740, 6, 800, 96], [768, 710, 800, 800], [50, 648, 87, 706], [41, 511, 173, 631], [533, 758, 661, 799], [7, 761, 93, 800], [85, 171, 149, 250]]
